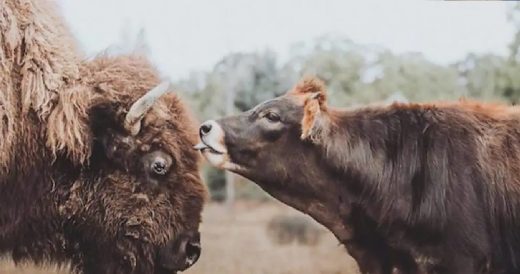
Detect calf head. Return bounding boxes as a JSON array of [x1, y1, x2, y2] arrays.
[[196, 76, 329, 189], [195, 77, 349, 235]]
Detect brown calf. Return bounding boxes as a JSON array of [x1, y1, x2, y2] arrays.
[[197, 76, 520, 274]]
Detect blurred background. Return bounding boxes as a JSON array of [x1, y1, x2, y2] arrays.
[[4, 0, 520, 273]]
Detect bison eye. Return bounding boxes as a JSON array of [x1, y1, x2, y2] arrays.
[[265, 112, 281, 123], [151, 160, 168, 175]]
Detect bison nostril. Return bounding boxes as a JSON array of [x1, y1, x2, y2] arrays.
[[185, 240, 201, 265], [158, 233, 201, 271], [199, 123, 212, 136]]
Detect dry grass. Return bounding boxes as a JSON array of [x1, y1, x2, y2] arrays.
[[0, 261, 70, 274], [0, 201, 359, 274]]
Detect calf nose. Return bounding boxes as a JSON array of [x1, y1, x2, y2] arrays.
[[199, 121, 213, 136], [158, 231, 201, 272]]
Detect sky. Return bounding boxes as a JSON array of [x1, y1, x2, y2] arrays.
[[57, 0, 515, 81]]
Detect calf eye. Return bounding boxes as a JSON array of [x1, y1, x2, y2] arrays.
[[265, 112, 281, 123], [151, 159, 168, 175]]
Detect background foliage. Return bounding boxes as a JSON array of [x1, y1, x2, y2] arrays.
[[176, 4, 520, 201]]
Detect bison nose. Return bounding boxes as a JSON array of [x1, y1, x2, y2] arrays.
[[158, 231, 201, 272], [199, 121, 214, 137]]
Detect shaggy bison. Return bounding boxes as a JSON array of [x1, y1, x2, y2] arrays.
[[197, 76, 520, 274], [0, 1, 206, 273]]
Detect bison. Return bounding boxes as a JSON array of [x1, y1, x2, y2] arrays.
[[0, 1, 207, 273], [197, 76, 520, 274]]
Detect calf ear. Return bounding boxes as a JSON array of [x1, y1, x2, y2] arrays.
[[290, 77, 328, 141], [301, 93, 327, 141], [290, 76, 327, 105]]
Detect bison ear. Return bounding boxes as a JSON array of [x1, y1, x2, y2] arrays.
[[100, 129, 137, 164]]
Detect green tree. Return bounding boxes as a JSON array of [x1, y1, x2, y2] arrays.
[[287, 36, 463, 106]]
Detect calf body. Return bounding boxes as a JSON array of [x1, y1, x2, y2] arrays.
[[197, 76, 520, 273]]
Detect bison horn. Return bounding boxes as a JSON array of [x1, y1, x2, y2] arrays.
[[124, 81, 171, 136]]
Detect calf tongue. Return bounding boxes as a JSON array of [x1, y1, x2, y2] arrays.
[[193, 143, 207, 150]]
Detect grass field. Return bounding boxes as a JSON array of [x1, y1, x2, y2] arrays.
[[0, 201, 359, 274]]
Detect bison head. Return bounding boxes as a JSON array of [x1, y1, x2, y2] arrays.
[[0, 1, 206, 272], [10, 56, 208, 274]]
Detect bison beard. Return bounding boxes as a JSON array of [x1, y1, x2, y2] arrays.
[[0, 0, 207, 273]]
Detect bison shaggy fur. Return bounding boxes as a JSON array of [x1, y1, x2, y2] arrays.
[[0, 1, 207, 273]]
